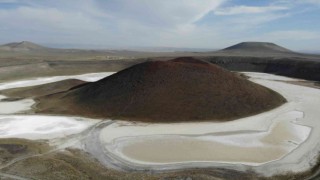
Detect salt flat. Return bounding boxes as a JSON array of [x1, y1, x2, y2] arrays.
[[0, 73, 108, 141], [249, 73, 320, 176], [0, 72, 114, 90], [97, 72, 320, 176], [242, 72, 303, 81], [0, 115, 97, 140], [0, 95, 34, 114]]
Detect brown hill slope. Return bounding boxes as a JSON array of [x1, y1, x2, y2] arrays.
[[36, 57, 286, 122]]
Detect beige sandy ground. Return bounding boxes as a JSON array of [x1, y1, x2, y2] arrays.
[[98, 72, 320, 176]]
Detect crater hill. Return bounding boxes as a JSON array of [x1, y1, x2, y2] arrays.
[[36, 57, 286, 122]]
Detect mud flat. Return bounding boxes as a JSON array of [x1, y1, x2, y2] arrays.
[[95, 72, 320, 177]]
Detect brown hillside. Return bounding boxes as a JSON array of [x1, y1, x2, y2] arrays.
[[36, 57, 286, 122]]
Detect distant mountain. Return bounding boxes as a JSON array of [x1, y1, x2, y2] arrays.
[[0, 41, 115, 55], [221, 42, 292, 53], [0, 41, 50, 52]]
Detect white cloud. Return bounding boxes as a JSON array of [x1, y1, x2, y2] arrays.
[[0, 0, 318, 51], [215, 5, 288, 15], [0, 7, 101, 32], [95, 0, 225, 26], [263, 30, 320, 40], [0, 0, 18, 3], [277, 0, 320, 8], [0, 0, 227, 46], [230, 13, 289, 28], [297, 0, 320, 5]]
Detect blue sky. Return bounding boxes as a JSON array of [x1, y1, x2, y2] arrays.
[[0, 0, 319, 51]]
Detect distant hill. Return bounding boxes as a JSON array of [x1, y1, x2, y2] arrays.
[[222, 42, 292, 53], [0, 41, 50, 52], [1, 41, 316, 61], [35, 57, 286, 122], [0, 41, 165, 59]]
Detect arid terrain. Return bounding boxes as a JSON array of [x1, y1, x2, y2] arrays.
[[1, 41, 320, 83], [0, 41, 320, 180]]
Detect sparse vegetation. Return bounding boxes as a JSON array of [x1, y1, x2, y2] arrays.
[[259, 154, 320, 180], [0, 138, 50, 166]]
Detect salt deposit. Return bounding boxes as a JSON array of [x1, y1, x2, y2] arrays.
[[0, 72, 114, 90], [0, 95, 34, 114], [0, 115, 98, 140]]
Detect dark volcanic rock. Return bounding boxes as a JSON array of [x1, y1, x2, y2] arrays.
[[36, 57, 286, 122]]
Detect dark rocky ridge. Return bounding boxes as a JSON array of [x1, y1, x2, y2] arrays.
[[36, 57, 286, 122], [202, 56, 320, 81]]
